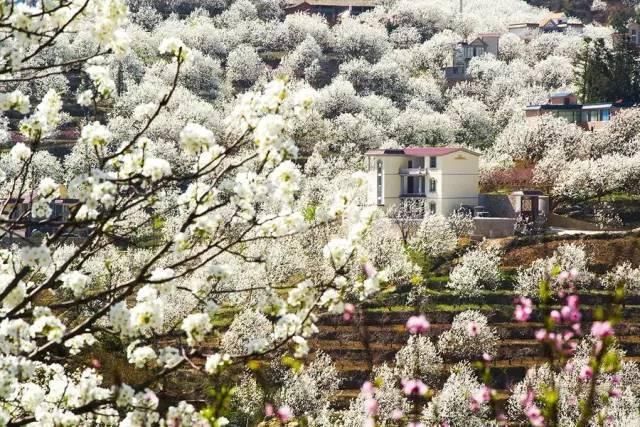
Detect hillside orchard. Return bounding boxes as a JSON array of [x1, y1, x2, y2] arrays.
[[0, 0, 640, 425]]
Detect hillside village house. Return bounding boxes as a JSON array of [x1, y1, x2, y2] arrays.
[[365, 147, 480, 216], [284, 0, 375, 23], [508, 12, 584, 41], [444, 33, 500, 82], [525, 91, 634, 130], [627, 21, 640, 46]]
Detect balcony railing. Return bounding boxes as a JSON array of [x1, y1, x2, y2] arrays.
[[399, 168, 426, 176], [400, 193, 426, 198]]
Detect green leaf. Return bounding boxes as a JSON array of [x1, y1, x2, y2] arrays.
[[282, 355, 303, 373]]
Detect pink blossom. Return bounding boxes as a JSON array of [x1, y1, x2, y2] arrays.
[[558, 271, 570, 282], [550, 310, 561, 323], [526, 405, 545, 427], [364, 398, 378, 416], [265, 403, 274, 417], [343, 303, 355, 321], [535, 329, 547, 341], [361, 381, 375, 397], [276, 406, 293, 423], [470, 385, 491, 412], [401, 378, 428, 396], [520, 388, 535, 408], [391, 409, 403, 420], [609, 387, 622, 398], [569, 268, 579, 280], [579, 365, 593, 381], [514, 297, 533, 322], [363, 262, 377, 279], [567, 295, 579, 308], [482, 352, 493, 362], [467, 321, 479, 337], [406, 315, 430, 334], [591, 321, 614, 338]]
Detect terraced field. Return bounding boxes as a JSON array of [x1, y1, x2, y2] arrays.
[[314, 233, 640, 407]]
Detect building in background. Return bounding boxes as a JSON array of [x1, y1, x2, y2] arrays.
[[365, 147, 480, 216], [525, 91, 635, 130], [509, 12, 584, 41], [444, 33, 500, 82], [627, 21, 640, 46], [284, 0, 376, 23]]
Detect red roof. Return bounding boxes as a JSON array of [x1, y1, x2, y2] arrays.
[[365, 147, 480, 157]]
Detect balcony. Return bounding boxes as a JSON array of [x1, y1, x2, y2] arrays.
[[399, 168, 426, 176], [400, 193, 426, 198]]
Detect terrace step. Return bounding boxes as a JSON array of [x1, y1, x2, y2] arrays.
[[317, 322, 640, 342], [319, 306, 640, 326]]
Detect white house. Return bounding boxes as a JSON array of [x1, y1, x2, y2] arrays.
[[365, 147, 480, 216]]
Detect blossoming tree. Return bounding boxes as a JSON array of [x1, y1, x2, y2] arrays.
[[0, 2, 390, 425]]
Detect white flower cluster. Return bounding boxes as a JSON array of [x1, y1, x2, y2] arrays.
[[80, 121, 112, 147], [10, 142, 31, 163], [437, 311, 499, 359], [86, 65, 117, 99], [60, 271, 91, 298], [181, 313, 212, 346], [109, 285, 165, 338], [515, 243, 593, 297], [179, 123, 218, 155], [67, 172, 119, 220], [0, 90, 30, 114], [227, 79, 316, 166], [604, 262, 640, 294], [423, 362, 491, 425], [447, 246, 502, 297], [19, 89, 62, 139], [410, 214, 460, 258], [159, 37, 191, 62]]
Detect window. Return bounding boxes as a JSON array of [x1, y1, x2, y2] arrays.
[[407, 159, 413, 168], [601, 109, 610, 122], [429, 156, 437, 168], [429, 202, 437, 215], [376, 160, 383, 205], [429, 178, 437, 193]]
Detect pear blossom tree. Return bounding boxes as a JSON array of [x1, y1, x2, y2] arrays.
[[0, 2, 393, 425]]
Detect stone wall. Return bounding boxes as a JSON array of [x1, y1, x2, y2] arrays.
[[472, 217, 517, 239], [478, 194, 516, 217]]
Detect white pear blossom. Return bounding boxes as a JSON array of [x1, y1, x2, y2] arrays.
[[80, 122, 112, 147], [159, 37, 190, 61], [0, 90, 30, 114], [60, 271, 91, 298], [204, 353, 231, 374], [181, 313, 212, 346], [142, 158, 172, 182], [10, 142, 31, 163], [179, 123, 216, 155], [86, 65, 117, 99]]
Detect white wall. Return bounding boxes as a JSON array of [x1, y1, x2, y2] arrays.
[[366, 152, 479, 215]]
